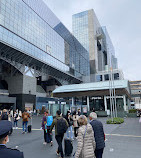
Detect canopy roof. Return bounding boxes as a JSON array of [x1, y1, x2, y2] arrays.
[[53, 80, 131, 98]]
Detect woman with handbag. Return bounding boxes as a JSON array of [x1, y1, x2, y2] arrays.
[[75, 115, 96, 158]]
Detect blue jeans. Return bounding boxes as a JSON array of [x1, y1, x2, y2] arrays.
[[22, 121, 28, 132], [66, 126, 73, 139], [14, 120, 18, 127]]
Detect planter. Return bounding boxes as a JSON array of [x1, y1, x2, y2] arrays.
[[95, 111, 107, 117], [127, 113, 137, 118]]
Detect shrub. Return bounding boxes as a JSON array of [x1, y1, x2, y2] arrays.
[[129, 109, 137, 113], [107, 117, 124, 124]]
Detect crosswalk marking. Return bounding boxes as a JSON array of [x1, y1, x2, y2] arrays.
[[106, 133, 141, 138], [14, 128, 141, 138]]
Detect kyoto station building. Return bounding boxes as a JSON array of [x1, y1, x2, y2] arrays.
[[0, 0, 131, 116]]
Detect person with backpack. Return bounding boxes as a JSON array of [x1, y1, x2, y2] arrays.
[[42, 110, 53, 146], [50, 110, 68, 158], [41, 110, 48, 145], [22, 110, 30, 134]]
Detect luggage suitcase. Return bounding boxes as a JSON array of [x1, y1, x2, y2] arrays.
[[28, 117, 32, 133], [28, 125, 32, 133], [64, 138, 73, 156]]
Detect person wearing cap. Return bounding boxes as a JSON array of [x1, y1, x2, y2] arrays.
[[89, 112, 105, 158], [0, 120, 24, 158]]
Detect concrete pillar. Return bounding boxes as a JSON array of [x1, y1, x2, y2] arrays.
[[87, 96, 90, 111], [72, 97, 74, 107], [123, 95, 127, 111], [104, 96, 107, 112]]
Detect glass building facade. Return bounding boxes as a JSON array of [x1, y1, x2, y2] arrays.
[[72, 11, 89, 52], [72, 10, 118, 77], [0, 0, 90, 80]]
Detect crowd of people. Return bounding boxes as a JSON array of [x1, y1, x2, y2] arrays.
[[41, 109, 105, 158], [0, 109, 33, 133], [0, 108, 105, 158]]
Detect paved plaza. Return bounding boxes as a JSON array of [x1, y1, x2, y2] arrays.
[[7, 116, 141, 158]]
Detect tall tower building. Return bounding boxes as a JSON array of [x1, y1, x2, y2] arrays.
[[72, 9, 118, 78]]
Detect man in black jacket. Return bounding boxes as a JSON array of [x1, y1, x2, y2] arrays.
[[1, 109, 8, 120], [89, 112, 105, 158], [0, 120, 24, 158]]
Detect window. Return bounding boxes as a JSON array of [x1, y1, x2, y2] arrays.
[[104, 74, 109, 81]]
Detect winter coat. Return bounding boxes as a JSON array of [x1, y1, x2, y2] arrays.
[[90, 119, 105, 150], [22, 112, 30, 122], [73, 114, 79, 127], [75, 124, 96, 158], [1, 112, 8, 120]]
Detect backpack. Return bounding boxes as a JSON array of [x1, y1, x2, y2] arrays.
[[46, 116, 53, 126], [57, 118, 68, 135], [1, 113, 8, 120]]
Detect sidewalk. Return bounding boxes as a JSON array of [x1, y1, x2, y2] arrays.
[[104, 118, 141, 158], [7, 116, 141, 158]]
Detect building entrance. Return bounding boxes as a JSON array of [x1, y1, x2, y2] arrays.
[[0, 103, 14, 110]]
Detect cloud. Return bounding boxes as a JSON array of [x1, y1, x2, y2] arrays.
[[43, 0, 141, 81]]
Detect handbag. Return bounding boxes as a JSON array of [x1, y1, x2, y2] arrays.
[[16, 115, 20, 120]]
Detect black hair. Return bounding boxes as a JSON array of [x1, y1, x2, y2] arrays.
[[56, 110, 61, 116]]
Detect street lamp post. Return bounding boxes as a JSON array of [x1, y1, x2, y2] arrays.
[[139, 91, 141, 109]]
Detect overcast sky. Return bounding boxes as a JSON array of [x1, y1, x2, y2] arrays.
[[43, 0, 141, 81]]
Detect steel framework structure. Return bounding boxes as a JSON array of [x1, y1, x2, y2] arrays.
[[0, 42, 82, 85]]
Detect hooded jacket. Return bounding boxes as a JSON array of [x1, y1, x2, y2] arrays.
[[75, 123, 96, 158]]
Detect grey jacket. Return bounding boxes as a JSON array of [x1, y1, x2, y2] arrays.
[[75, 124, 96, 158], [90, 119, 105, 150]]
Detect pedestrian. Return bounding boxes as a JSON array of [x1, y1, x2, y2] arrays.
[[41, 111, 48, 145], [73, 111, 79, 138], [77, 109, 81, 116], [89, 112, 105, 158], [22, 109, 30, 134], [1, 109, 8, 120], [92, 107, 95, 112], [34, 109, 36, 115], [37, 109, 40, 116], [45, 110, 53, 146], [139, 112, 141, 123], [75, 115, 96, 158], [1, 109, 13, 135], [13, 111, 19, 129], [41, 110, 53, 146], [50, 110, 68, 158], [0, 120, 24, 158], [65, 110, 73, 140]]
